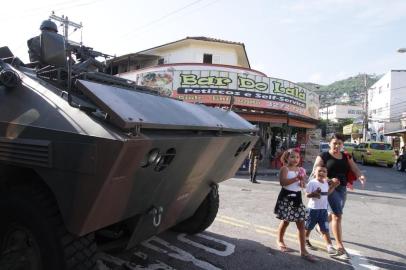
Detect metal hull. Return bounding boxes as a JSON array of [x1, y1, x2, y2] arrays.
[[0, 62, 256, 246]]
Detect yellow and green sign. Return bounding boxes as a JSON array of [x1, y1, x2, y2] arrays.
[[343, 124, 362, 135], [136, 69, 319, 120]]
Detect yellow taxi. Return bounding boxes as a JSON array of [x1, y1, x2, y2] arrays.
[[343, 142, 357, 155], [352, 142, 396, 167]]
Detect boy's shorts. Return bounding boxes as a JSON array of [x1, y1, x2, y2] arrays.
[[305, 209, 329, 233]]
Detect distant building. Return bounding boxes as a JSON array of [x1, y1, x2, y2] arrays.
[[339, 93, 350, 103], [107, 36, 252, 75], [370, 70, 406, 147], [319, 104, 363, 122]]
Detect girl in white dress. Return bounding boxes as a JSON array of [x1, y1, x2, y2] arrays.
[[274, 149, 316, 262]]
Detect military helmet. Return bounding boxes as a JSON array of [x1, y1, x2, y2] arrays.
[[40, 20, 58, 32]]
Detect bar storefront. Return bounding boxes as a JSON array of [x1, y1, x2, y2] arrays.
[[119, 64, 320, 165]]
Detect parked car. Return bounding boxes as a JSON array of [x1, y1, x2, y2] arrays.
[[320, 142, 330, 153], [353, 142, 396, 167], [396, 154, 406, 171], [343, 142, 357, 155]]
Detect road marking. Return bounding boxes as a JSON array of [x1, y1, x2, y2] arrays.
[[254, 225, 327, 249], [142, 236, 221, 270], [347, 248, 380, 270], [219, 215, 251, 225], [217, 217, 328, 250], [216, 217, 248, 228], [98, 252, 176, 270], [216, 215, 377, 268], [177, 233, 235, 256], [363, 257, 406, 269]]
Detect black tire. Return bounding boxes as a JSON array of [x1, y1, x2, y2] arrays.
[[0, 183, 97, 270], [353, 154, 357, 163], [172, 185, 219, 234], [387, 163, 394, 168], [397, 160, 406, 171]]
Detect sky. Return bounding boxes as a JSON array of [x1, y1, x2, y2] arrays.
[[2, 0, 406, 85]]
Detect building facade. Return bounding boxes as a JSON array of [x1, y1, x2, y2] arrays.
[[369, 70, 406, 145], [319, 104, 364, 122], [108, 37, 320, 162]]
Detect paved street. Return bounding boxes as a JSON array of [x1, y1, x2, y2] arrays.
[[99, 164, 406, 270]]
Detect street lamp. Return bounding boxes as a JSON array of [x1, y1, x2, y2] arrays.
[[398, 48, 406, 53]]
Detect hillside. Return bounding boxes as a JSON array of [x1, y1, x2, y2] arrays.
[[298, 74, 381, 107]]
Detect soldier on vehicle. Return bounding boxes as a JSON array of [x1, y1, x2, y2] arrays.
[[27, 20, 58, 63]]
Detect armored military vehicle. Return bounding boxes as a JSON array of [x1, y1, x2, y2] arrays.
[[0, 23, 257, 269]]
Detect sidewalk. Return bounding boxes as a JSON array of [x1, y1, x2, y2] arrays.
[[235, 161, 314, 177]]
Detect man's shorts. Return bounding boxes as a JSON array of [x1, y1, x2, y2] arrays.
[[328, 185, 347, 215], [305, 209, 329, 233]]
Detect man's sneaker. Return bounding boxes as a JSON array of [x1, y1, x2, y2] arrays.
[[327, 246, 337, 255], [305, 240, 317, 250]]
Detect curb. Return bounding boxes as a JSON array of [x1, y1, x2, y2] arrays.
[[236, 170, 279, 176]]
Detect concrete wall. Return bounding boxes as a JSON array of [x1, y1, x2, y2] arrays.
[[368, 70, 406, 143], [390, 71, 406, 118], [149, 41, 242, 67]]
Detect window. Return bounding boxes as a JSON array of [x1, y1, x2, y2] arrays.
[[344, 143, 356, 147], [203, 54, 213, 64], [158, 58, 164, 65], [370, 143, 392, 150], [378, 86, 382, 94]]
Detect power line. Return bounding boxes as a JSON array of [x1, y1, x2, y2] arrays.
[[118, 0, 206, 39], [50, 12, 83, 41], [0, 0, 101, 23]]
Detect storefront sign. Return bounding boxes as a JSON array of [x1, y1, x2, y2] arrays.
[[134, 69, 319, 120], [343, 124, 362, 135]]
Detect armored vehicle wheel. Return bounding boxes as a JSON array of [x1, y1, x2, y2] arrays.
[[0, 183, 97, 270], [172, 185, 219, 234]]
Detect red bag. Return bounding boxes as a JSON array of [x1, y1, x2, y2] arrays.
[[343, 151, 357, 188]]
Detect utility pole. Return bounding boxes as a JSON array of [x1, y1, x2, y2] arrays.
[[363, 74, 369, 142], [326, 105, 329, 135], [49, 11, 82, 44]]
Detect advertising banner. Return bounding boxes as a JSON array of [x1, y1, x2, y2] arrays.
[[343, 123, 363, 135], [134, 69, 319, 120]]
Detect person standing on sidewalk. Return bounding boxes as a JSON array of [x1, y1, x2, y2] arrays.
[[312, 133, 366, 259], [248, 137, 264, 183]]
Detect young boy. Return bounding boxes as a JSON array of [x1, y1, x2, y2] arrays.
[[305, 166, 340, 255]]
